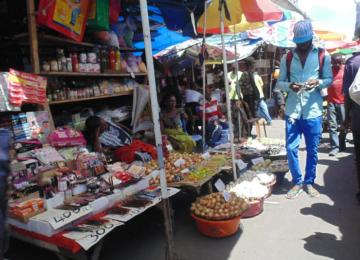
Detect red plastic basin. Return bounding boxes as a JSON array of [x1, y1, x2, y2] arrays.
[[191, 213, 242, 238]]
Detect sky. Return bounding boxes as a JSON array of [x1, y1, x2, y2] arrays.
[[297, 0, 356, 40]]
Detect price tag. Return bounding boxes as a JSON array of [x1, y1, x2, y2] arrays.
[[166, 144, 173, 152], [33, 205, 92, 230], [130, 72, 135, 79], [174, 159, 185, 168], [167, 187, 180, 197], [235, 159, 247, 171], [181, 168, 190, 174], [252, 157, 264, 165], [63, 219, 123, 251], [223, 191, 231, 202], [201, 152, 211, 160], [214, 178, 226, 192]]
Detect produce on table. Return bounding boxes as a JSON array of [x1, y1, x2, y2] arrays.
[[259, 138, 285, 146], [251, 159, 272, 171], [146, 152, 204, 185], [190, 192, 248, 221], [268, 160, 289, 173], [256, 172, 275, 185], [186, 167, 211, 182], [235, 170, 275, 185], [201, 155, 228, 170], [227, 180, 269, 201]]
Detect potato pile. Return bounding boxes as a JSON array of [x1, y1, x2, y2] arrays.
[[147, 152, 204, 185], [191, 192, 248, 221]]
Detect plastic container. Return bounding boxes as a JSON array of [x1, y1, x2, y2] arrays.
[[191, 214, 242, 238], [242, 199, 264, 218]]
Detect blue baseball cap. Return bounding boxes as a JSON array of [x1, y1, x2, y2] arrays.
[[293, 20, 314, 44]]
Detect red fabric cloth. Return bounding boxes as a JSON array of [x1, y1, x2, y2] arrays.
[[113, 140, 157, 163], [10, 213, 108, 254], [327, 65, 345, 104]]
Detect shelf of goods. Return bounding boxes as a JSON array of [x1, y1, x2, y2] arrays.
[[40, 72, 147, 77], [13, 33, 139, 51], [48, 90, 133, 105]]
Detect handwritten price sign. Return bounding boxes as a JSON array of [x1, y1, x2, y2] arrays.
[[33, 206, 92, 230], [63, 219, 123, 251]]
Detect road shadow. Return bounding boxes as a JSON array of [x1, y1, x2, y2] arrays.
[[300, 151, 360, 260]]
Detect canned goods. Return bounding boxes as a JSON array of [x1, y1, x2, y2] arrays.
[[79, 53, 87, 64]]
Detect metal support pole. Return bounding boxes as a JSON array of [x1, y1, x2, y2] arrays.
[[220, 1, 237, 180], [233, 32, 242, 140], [202, 1, 207, 152], [139, 1, 175, 259]]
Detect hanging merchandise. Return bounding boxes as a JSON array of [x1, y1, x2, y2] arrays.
[[37, 0, 91, 42], [8, 69, 47, 106], [0, 73, 21, 111], [109, 0, 121, 24], [87, 0, 110, 31]]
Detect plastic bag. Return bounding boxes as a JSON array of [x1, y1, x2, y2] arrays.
[[37, 0, 91, 42], [87, 0, 109, 31], [349, 68, 360, 105], [109, 0, 121, 24]]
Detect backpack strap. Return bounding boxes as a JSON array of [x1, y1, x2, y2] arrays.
[[318, 48, 325, 79], [286, 51, 293, 82]]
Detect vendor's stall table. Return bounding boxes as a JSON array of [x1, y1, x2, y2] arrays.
[[9, 188, 180, 260]]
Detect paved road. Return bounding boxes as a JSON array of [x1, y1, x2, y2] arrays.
[[6, 120, 360, 260]]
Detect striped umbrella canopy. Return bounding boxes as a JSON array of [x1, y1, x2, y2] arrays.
[[197, 0, 284, 34]]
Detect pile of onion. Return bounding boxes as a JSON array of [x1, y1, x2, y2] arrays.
[[191, 192, 248, 221]]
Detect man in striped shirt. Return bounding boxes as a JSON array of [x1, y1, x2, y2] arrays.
[[199, 85, 228, 146]]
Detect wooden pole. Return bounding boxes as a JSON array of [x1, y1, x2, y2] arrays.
[[26, 0, 55, 129], [26, 0, 40, 74]]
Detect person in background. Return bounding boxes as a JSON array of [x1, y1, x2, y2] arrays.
[[160, 94, 196, 153], [272, 66, 286, 119], [184, 82, 203, 134], [276, 20, 333, 199], [327, 53, 347, 156], [253, 71, 272, 125], [343, 52, 360, 203], [239, 57, 260, 119], [228, 63, 243, 140], [84, 116, 132, 154], [199, 85, 228, 147], [0, 129, 10, 259]]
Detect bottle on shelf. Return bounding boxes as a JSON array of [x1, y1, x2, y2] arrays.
[[100, 49, 108, 73], [71, 53, 80, 72], [115, 49, 121, 72], [109, 48, 116, 72]]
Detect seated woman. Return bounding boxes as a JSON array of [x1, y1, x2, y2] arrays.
[[83, 116, 156, 163], [199, 85, 229, 147], [160, 94, 196, 153]]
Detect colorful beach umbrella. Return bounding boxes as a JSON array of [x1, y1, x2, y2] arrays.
[[197, 0, 283, 34]]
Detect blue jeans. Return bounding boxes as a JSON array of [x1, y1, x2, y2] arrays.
[[206, 121, 229, 147], [286, 116, 322, 185], [327, 103, 346, 150], [257, 99, 272, 123]]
